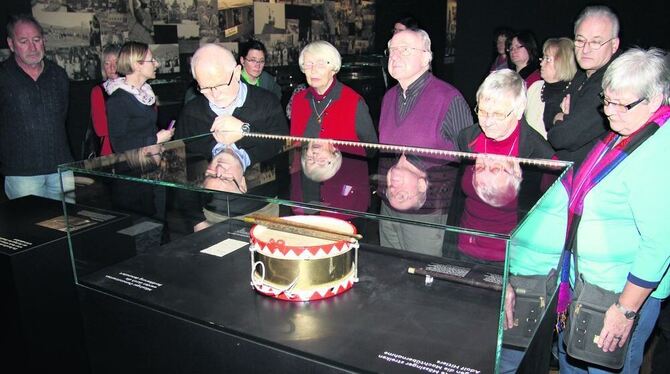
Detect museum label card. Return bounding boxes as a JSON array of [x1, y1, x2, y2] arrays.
[[201, 238, 247, 257]]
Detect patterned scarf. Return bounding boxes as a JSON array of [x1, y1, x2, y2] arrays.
[[556, 105, 670, 328], [104, 77, 156, 106]]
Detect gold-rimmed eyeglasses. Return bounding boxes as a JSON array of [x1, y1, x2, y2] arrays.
[[475, 105, 515, 121]]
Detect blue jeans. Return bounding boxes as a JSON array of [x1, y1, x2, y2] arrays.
[[558, 296, 661, 374], [499, 347, 525, 373], [4, 171, 74, 202]]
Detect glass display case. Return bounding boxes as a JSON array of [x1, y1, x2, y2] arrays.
[[59, 133, 572, 373]]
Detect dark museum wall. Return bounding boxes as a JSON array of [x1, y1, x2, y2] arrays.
[[1, 0, 668, 160]]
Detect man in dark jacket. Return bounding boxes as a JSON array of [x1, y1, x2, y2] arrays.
[[547, 5, 620, 168]]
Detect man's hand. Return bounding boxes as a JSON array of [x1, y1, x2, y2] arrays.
[[553, 94, 571, 124], [211, 115, 245, 145]]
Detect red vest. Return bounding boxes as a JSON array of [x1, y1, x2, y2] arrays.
[[290, 85, 365, 156]]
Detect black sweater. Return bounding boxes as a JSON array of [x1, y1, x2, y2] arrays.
[[0, 58, 72, 175], [107, 89, 158, 153]]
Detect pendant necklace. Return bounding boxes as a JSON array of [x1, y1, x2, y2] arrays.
[[311, 98, 333, 124]]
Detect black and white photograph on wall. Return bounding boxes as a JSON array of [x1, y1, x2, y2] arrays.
[[33, 6, 98, 49], [150, 43, 180, 74], [218, 41, 239, 56], [197, 0, 220, 40], [255, 34, 292, 67], [218, 6, 253, 41], [0, 49, 10, 62], [128, 0, 155, 44], [310, 19, 325, 41], [46, 46, 101, 81], [444, 0, 457, 64], [286, 19, 299, 44], [253, 2, 285, 35], [285, 4, 311, 43], [151, 0, 201, 39], [217, 0, 252, 9], [32, 0, 67, 12], [98, 12, 128, 47], [64, 0, 97, 12]]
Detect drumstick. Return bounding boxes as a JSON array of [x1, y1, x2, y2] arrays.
[[408, 266, 503, 292], [243, 214, 362, 242]]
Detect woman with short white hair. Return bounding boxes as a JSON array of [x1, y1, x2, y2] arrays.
[[290, 40, 377, 156], [557, 46, 670, 374]]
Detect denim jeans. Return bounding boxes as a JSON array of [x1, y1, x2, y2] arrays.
[[4, 171, 74, 202], [558, 296, 661, 374]]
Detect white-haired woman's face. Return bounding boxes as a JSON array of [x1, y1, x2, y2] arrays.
[[302, 51, 336, 94], [476, 95, 521, 141], [602, 88, 659, 137]]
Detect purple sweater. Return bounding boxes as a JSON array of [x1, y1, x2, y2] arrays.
[[379, 75, 463, 151]]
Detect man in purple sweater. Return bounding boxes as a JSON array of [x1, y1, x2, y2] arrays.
[[378, 28, 472, 255]]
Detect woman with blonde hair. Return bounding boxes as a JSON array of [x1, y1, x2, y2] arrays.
[[106, 41, 173, 153], [525, 37, 577, 139]]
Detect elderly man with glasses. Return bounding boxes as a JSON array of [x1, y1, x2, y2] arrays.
[[376, 28, 472, 255], [547, 5, 621, 169], [175, 43, 287, 166]]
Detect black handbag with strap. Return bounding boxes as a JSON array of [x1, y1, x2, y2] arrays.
[[503, 268, 557, 348]]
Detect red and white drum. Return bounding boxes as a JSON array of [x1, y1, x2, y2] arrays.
[[249, 215, 359, 302]]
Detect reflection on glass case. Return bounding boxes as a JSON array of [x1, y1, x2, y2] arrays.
[[60, 133, 572, 373]]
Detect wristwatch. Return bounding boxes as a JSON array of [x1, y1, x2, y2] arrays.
[[615, 302, 638, 320]]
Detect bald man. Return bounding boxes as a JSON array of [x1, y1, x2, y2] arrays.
[[175, 43, 287, 165]]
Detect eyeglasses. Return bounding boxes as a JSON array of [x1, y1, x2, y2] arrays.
[[475, 105, 515, 121], [474, 162, 515, 176], [539, 55, 554, 63], [304, 154, 333, 167], [197, 69, 236, 94], [384, 46, 429, 57], [600, 92, 646, 113], [138, 58, 158, 64], [574, 37, 614, 50], [244, 58, 265, 65], [204, 170, 244, 193], [384, 188, 422, 203], [507, 45, 525, 53], [301, 60, 331, 71]]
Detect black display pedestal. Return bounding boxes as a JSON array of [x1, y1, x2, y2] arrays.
[[0, 196, 132, 374], [78, 221, 504, 373]]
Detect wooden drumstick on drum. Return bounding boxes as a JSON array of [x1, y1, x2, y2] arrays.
[[243, 214, 362, 243]]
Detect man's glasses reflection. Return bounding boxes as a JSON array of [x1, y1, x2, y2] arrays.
[[203, 148, 247, 193], [301, 141, 343, 182]]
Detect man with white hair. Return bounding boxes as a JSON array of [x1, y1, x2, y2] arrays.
[[548, 5, 621, 168], [377, 28, 472, 255], [175, 43, 287, 165]]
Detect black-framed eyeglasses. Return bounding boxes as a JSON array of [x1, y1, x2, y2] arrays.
[[600, 92, 646, 113], [574, 37, 615, 50], [203, 170, 244, 193], [196, 67, 237, 94], [475, 105, 515, 121], [384, 46, 429, 57]]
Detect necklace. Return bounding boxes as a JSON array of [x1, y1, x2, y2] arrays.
[[541, 80, 571, 103], [484, 135, 518, 156], [311, 98, 333, 124]]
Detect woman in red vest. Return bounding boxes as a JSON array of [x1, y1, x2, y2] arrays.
[[289, 40, 377, 156], [90, 44, 121, 156]]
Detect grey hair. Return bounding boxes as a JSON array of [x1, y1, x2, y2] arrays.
[[190, 43, 237, 78], [301, 149, 343, 182], [574, 5, 620, 38], [387, 28, 433, 63], [602, 47, 669, 104], [476, 69, 527, 110], [298, 40, 342, 73]]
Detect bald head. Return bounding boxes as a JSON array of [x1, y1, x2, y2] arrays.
[[191, 43, 237, 78]]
